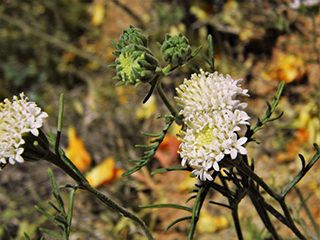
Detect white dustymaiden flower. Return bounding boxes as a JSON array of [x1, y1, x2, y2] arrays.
[[0, 93, 48, 165], [175, 69, 250, 181]]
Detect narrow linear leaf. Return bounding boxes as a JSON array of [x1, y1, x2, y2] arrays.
[[165, 216, 193, 231], [185, 195, 196, 204], [185, 62, 200, 74], [123, 115, 175, 176], [67, 187, 77, 234], [35, 206, 65, 229], [48, 201, 61, 213], [143, 76, 158, 104], [141, 132, 162, 137], [151, 166, 191, 175], [39, 228, 64, 240], [139, 203, 193, 212], [282, 144, 320, 197], [191, 45, 202, 58], [207, 34, 215, 73], [209, 201, 232, 209], [24, 232, 31, 240]]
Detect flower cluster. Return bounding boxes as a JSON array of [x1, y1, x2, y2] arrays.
[[0, 93, 48, 165], [109, 26, 159, 86], [160, 33, 192, 67], [175, 70, 250, 181]]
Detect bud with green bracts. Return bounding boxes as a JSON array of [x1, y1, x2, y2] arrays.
[[111, 25, 148, 51], [160, 33, 192, 67], [20, 129, 50, 162], [109, 44, 159, 87]]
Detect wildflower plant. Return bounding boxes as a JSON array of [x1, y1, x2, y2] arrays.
[[1, 25, 320, 240]]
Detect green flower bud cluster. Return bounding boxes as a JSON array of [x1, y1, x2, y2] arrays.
[[160, 33, 192, 67], [112, 25, 148, 50], [110, 26, 159, 87]]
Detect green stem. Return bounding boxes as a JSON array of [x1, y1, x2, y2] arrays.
[[45, 151, 86, 183], [295, 187, 320, 239], [155, 75, 180, 118], [218, 173, 244, 240], [81, 181, 154, 240], [44, 151, 153, 240], [237, 159, 306, 240], [248, 180, 280, 240], [231, 204, 243, 240], [0, 12, 109, 68]]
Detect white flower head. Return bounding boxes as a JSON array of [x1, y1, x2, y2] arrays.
[[0, 93, 48, 165], [176, 69, 250, 181]]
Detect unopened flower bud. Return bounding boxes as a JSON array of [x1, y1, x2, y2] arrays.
[[160, 33, 192, 67], [111, 25, 148, 52], [110, 44, 159, 86]]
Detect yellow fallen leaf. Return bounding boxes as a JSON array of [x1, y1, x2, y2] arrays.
[[90, 2, 105, 27], [86, 157, 124, 188], [177, 171, 197, 192], [135, 95, 157, 120], [197, 209, 229, 233], [65, 126, 92, 172]]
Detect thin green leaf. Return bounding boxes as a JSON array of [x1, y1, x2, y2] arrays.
[[282, 143, 320, 197], [191, 45, 202, 58], [185, 195, 196, 204], [24, 232, 31, 240], [139, 203, 192, 212], [123, 115, 175, 176], [55, 94, 64, 154], [48, 169, 65, 214], [48, 201, 61, 213], [207, 34, 215, 72], [143, 76, 158, 104], [247, 81, 285, 140], [35, 206, 65, 229], [151, 166, 191, 175], [67, 187, 77, 234], [165, 216, 192, 231], [295, 187, 320, 239], [185, 62, 200, 74], [209, 201, 232, 209], [39, 228, 64, 240]]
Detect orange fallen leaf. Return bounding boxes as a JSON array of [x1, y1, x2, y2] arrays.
[[153, 122, 182, 167], [276, 128, 309, 163], [261, 53, 306, 83], [153, 134, 181, 167], [65, 126, 92, 172], [86, 157, 124, 188]]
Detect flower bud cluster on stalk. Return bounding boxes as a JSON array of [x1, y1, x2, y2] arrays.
[[109, 25, 159, 86]]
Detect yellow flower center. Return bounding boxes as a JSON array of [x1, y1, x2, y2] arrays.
[[118, 51, 141, 79], [196, 125, 216, 146]]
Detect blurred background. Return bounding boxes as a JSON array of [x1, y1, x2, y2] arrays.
[[0, 0, 319, 239]]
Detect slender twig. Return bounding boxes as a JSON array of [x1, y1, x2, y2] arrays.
[[80, 181, 154, 240], [248, 180, 280, 240], [237, 159, 306, 240], [0, 13, 109, 68], [295, 187, 320, 239], [155, 76, 180, 118]]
